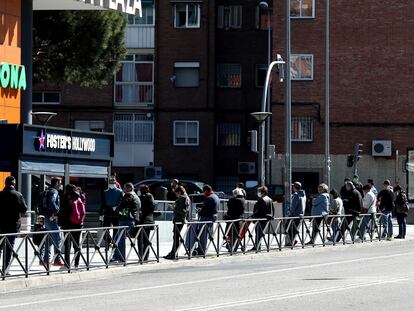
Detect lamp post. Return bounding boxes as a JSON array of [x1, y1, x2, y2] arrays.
[[258, 1, 272, 184], [284, 0, 292, 209], [31, 112, 57, 126], [324, 0, 331, 187], [252, 56, 285, 187], [250, 112, 272, 187]]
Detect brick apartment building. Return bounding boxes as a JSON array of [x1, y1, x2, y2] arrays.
[[32, 0, 414, 194], [33, 0, 269, 192], [270, 0, 414, 194]]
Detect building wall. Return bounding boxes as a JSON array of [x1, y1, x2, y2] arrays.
[[272, 0, 414, 191], [0, 0, 21, 189], [154, 0, 215, 183], [0, 0, 21, 123]]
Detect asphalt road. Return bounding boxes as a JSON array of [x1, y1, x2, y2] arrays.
[[1, 240, 414, 310]]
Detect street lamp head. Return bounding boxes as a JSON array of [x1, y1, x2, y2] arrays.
[[259, 1, 269, 9], [31, 112, 57, 126], [250, 112, 272, 124]]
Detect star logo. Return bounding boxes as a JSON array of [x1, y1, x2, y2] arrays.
[[38, 130, 45, 151]]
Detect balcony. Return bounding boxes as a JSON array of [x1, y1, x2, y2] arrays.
[[114, 83, 153, 107], [125, 26, 155, 49]]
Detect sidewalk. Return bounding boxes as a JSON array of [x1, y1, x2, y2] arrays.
[[1, 221, 412, 293]]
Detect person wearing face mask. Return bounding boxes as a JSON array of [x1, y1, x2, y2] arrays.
[[307, 183, 330, 245], [167, 179, 180, 201], [195, 185, 219, 256], [393, 185, 409, 239], [100, 177, 123, 251], [250, 186, 273, 251]]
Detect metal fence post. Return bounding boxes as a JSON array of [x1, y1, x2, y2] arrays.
[[156, 225, 160, 263]]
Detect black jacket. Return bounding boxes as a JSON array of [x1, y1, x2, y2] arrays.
[[225, 197, 245, 220], [139, 193, 155, 224], [173, 195, 190, 223], [342, 189, 363, 216], [378, 188, 394, 212], [0, 186, 28, 233], [252, 196, 273, 219], [116, 192, 140, 221]]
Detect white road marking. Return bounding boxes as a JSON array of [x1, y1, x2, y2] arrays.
[[176, 277, 414, 311], [1, 251, 414, 309]]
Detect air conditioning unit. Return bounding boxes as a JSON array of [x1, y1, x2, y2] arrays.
[[372, 140, 392, 157], [144, 166, 162, 179], [238, 162, 256, 175]]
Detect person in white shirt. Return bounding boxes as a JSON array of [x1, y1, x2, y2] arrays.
[[367, 179, 378, 197], [361, 184, 377, 238]]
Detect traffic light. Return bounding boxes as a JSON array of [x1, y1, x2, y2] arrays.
[[354, 143, 363, 162], [347, 155, 354, 167]]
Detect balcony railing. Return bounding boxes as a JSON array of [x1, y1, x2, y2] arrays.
[[114, 83, 153, 107]]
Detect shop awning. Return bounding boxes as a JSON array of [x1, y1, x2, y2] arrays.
[[21, 161, 108, 178]]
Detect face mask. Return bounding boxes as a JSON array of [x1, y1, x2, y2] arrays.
[[257, 192, 262, 198]]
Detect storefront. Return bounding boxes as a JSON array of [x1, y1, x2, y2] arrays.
[[0, 0, 140, 206], [0, 124, 114, 187]]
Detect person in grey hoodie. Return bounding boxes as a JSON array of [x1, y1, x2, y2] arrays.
[[307, 183, 329, 245], [286, 182, 306, 246]]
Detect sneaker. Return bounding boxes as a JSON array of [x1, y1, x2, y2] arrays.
[[386, 236, 393, 241], [52, 260, 65, 266], [394, 235, 402, 239]]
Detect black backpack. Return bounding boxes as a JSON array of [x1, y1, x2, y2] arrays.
[[37, 189, 52, 216]]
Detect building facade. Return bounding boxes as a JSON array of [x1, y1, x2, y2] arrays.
[[270, 0, 414, 194], [33, 0, 269, 189], [31, 0, 414, 194]]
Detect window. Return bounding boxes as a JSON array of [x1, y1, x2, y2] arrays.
[[174, 62, 199, 87], [290, 54, 313, 80], [32, 91, 60, 105], [216, 123, 241, 146], [217, 5, 242, 30], [292, 117, 313, 142], [291, 0, 314, 18], [127, 3, 154, 25], [174, 3, 200, 28], [255, 6, 271, 30], [74, 120, 105, 132], [174, 121, 199, 146], [113, 113, 153, 143], [217, 64, 242, 88], [114, 54, 154, 105], [255, 64, 268, 88]]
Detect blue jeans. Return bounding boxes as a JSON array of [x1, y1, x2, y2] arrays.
[[185, 223, 198, 255], [44, 218, 62, 262], [381, 211, 393, 238], [112, 219, 135, 262], [396, 213, 407, 237]]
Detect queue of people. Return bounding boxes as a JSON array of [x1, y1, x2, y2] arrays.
[[0, 174, 411, 272]]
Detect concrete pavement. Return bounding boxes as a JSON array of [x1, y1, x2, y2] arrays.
[[1, 220, 413, 295], [1, 237, 414, 310]]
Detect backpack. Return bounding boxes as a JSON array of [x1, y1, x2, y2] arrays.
[[37, 189, 52, 216], [70, 198, 86, 225]]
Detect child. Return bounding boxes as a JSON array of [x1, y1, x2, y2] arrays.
[[33, 215, 46, 264]]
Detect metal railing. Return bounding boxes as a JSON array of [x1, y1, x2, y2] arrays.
[[0, 224, 159, 280], [1, 213, 390, 280], [166, 213, 386, 259]]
